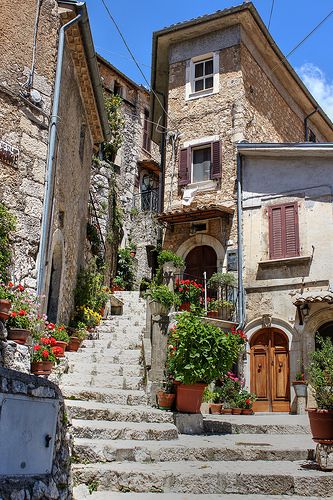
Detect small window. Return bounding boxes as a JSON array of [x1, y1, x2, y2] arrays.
[[142, 109, 151, 152], [186, 52, 219, 100], [268, 203, 300, 259], [193, 58, 214, 93], [179, 141, 221, 186], [114, 82, 123, 97], [308, 129, 316, 143]]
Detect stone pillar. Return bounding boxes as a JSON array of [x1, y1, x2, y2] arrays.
[[296, 395, 307, 415], [149, 309, 169, 405], [316, 444, 333, 471]]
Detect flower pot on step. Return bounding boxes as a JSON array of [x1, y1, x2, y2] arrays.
[[241, 408, 254, 415], [55, 340, 67, 357], [175, 383, 207, 413], [307, 408, 333, 444], [221, 408, 233, 414], [66, 336, 81, 352], [31, 361, 54, 376], [157, 391, 175, 410], [0, 299, 11, 321], [209, 403, 222, 414], [232, 408, 242, 415], [7, 327, 30, 345], [292, 381, 308, 398]]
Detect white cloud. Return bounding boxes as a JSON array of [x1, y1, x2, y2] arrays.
[[298, 63, 333, 120]]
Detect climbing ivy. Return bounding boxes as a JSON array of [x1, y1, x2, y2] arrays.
[[103, 94, 125, 163], [0, 203, 16, 282]]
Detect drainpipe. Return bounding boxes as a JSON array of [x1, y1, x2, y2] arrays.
[[236, 152, 245, 328], [304, 108, 319, 142], [37, 12, 82, 295], [156, 91, 166, 249]]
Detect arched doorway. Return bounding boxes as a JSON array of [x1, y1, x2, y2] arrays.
[[250, 328, 290, 412], [184, 245, 217, 282], [316, 321, 333, 348], [46, 242, 63, 323]]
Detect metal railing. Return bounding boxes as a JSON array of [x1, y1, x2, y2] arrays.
[[133, 188, 159, 213], [172, 271, 239, 322]]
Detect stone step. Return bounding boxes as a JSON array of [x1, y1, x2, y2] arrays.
[[76, 487, 326, 500], [65, 349, 142, 365], [67, 363, 143, 377], [72, 433, 315, 464], [61, 374, 143, 390], [72, 460, 333, 496], [66, 400, 174, 424], [62, 386, 148, 406], [79, 339, 142, 351], [75, 492, 324, 500], [203, 414, 311, 435], [71, 419, 178, 441]]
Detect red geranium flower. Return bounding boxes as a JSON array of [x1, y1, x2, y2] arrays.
[[47, 323, 55, 330], [41, 337, 51, 345], [18, 309, 27, 316], [50, 337, 57, 346], [10, 311, 17, 317], [17, 284, 25, 292], [8, 282, 14, 287], [42, 350, 49, 359], [33, 345, 41, 351]]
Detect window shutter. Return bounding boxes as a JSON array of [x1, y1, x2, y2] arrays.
[[178, 147, 190, 186], [211, 141, 221, 179], [269, 203, 299, 259], [285, 203, 299, 257]]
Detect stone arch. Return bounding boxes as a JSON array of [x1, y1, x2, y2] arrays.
[[176, 234, 225, 270], [46, 230, 65, 323], [302, 306, 333, 355]]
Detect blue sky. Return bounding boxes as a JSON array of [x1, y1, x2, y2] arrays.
[[85, 0, 333, 118]]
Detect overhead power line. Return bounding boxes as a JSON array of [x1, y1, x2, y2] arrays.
[[268, 0, 275, 31], [271, 7, 333, 74], [99, 0, 178, 131]]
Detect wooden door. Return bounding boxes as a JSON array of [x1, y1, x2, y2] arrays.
[[250, 328, 290, 412], [185, 245, 217, 281]]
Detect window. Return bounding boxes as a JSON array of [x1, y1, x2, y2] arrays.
[[268, 203, 299, 260], [142, 108, 151, 152], [308, 129, 316, 143], [179, 141, 221, 186], [186, 52, 219, 100], [113, 81, 123, 97]]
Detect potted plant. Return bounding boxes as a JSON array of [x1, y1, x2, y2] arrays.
[[203, 387, 223, 414], [6, 284, 37, 345], [218, 372, 244, 414], [146, 284, 180, 315], [292, 367, 308, 398], [67, 322, 87, 352], [156, 373, 176, 410], [174, 279, 203, 311], [239, 389, 256, 415], [31, 337, 58, 375], [0, 282, 14, 320], [307, 335, 333, 444], [50, 324, 70, 357], [167, 313, 247, 413], [207, 272, 236, 289]]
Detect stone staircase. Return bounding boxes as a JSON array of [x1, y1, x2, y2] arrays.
[[60, 292, 333, 499]]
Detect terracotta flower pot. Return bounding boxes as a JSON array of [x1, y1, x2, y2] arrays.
[[55, 340, 67, 357], [207, 311, 219, 319], [31, 361, 54, 376], [241, 408, 254, 415], [66, 336, 81, 352], [209, 403, 222, 414], [130, 251, 136, 257], [157, 391, 175, 410], [221, 408, 233, 414], [179, 302, 191, 312], [176, 383, 207, 413], [0, 299, 11, 321], [232, 408, 242, 415], [307, 408, 333, 444], [7, 327, 30, 345]]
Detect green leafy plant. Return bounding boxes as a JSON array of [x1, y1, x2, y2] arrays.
[[103, 94, 124, 163], [50, 325, 70, 343], [6, 283, 40, 330], [308, 335, 333, 410], [174, 279, 203, 306], [157, 250, 185, 269], [207, 299, 234, 312], [238, 389, 257, 409], [203, 387, 223, 403], [32, 337, 58, 363], [73, 322, 88, 342], [146, 284, 180, 310], [116, 247, 135, 290], [74, 261, 105, 312], [208, 272, 236, 289], [0, 203, 16, 283], [167, 312, 247, 385]]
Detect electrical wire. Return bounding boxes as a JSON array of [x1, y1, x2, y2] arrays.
[[99, 0, 178, 131], [268, 0, 275, 31], [271, 7, 333, 75], [24, 0, 42, 89]]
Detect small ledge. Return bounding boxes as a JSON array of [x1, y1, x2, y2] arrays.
[[187, 180, 217, 193], [258, 255, 312, 268]]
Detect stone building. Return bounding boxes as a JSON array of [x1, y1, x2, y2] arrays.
[[239, 143, 333, 413], [91, 55, 161, 286], [0, 0, 109, 322], [150, 2, 333, 297]]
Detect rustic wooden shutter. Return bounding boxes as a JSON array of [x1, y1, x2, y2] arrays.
[[211, 141, 221, 179], [178, 147, 190, 186], [269, 203, 299, 259]]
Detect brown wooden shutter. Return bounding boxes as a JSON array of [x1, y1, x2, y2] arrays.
[[268, 203, 299, 259], [178, 147, 190, 186], [211, 141, 221, 179]]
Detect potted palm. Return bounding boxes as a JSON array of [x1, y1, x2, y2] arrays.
[[307, 335, 333, 443], [167, 312, 247, 413]]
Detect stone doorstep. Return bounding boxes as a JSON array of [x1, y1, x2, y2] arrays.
[[75, 492, 325, 500], [203, 415, 310, 435], [71, 419, 179, 441], [72, 434, 315, 464], [62, 387, 148, 406], [60, 374, 143, 390], [65, 400, 174, 424], [72, 460, 333, 496]]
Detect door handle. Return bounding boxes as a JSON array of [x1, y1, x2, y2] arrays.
[[45, 434, 52, 448], [278, 362, 283, 372], [258, 363, 262, 373]]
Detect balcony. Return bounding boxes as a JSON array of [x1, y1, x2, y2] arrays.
[[133, 188, 159, 213]]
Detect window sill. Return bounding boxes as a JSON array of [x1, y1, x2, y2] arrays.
[[187, 180, 217, 192], [258, 255, 312, 268], [186, 88, 217, 101]]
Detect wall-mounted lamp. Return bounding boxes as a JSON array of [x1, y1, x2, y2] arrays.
[[300, 303, 309, 317]]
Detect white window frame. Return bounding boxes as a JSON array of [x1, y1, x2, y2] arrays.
[[191, 144, 211, 184], [186, 52, 219, 101]]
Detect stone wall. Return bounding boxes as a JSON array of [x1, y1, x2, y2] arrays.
[[0, 366, 72, 500]]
